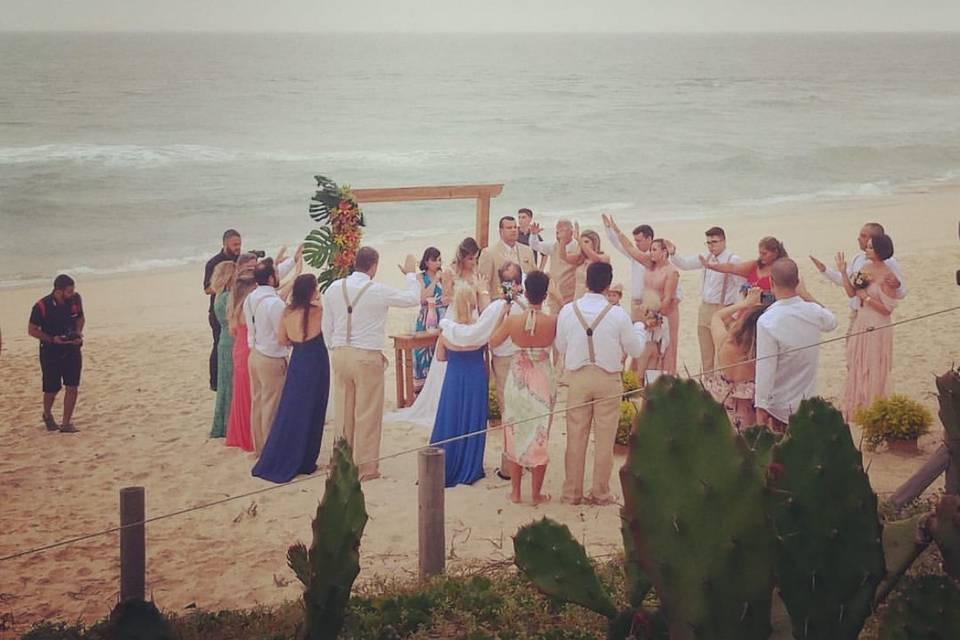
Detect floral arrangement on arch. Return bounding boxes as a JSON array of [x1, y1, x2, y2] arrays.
[[303, 175, 366, 291]]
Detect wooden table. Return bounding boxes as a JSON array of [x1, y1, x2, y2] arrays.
[[390, 333, 440, 409]]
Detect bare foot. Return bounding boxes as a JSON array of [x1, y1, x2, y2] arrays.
[[508, 492, 523, 504], [532, 493, 552, 505]]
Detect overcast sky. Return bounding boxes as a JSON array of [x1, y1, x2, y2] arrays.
[[3, 0, 960, 33]]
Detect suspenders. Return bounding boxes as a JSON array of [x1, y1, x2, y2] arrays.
[[571, 301, 615, 364], [704, 253, 734, 305], [341, 279, 374, 345]]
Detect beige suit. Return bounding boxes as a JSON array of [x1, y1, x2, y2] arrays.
[[478, 241, 538, 299]]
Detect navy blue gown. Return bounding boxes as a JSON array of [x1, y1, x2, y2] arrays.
[[252, 333, 330, 483], [429, 348, 488, 488]]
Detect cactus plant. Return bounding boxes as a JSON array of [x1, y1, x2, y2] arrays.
[[287, 438, 368, 640], [928, 494, 960, 580], [513, 518, 618, 619], [620, 376, 775, 640], [936, 367, 960, 493], [770, 398, 885, 639], [877, 575, 960, 639], [875, 513, 931, 604]]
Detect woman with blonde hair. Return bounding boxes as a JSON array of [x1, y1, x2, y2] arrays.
[[429, 282, 489, 487], [566, 225, 611, 299], [225, 273, 258, 450], [209, 261, 237, 438], [643, 239, 681, 374]]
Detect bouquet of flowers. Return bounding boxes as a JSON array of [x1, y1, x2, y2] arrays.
[[501, 281, 524, 303], [852, 270, 871, 290], [303, 175, 366, 291]]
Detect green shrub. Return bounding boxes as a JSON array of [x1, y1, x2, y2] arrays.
[[856, 394, 932, 446], [615, 400, 638, 446], [488, 379, 501, 420], [621, 371, 641, 401]]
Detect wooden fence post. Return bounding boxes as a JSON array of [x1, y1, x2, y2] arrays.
[[120, 486, 145, 602], [418, 448, 445, 579], [889, 445, 950, 509]]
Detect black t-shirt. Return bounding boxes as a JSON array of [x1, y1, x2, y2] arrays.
[[29, 293, 84, 341], [204, 251, 237, 313]]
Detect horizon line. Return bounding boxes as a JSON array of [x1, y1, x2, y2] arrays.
[[2, 28, 960, 35]]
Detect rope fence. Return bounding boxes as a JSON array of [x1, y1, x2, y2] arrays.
[[2, 303, 958, 565]]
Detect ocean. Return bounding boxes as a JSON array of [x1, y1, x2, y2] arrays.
[[2, 31, 959, 286]]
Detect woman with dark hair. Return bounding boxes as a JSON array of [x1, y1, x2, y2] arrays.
[[412, 247, 448, 393], [701, 236, 787, 291], [705, 288, 772, 430], [252, 274, 330, 483], [489, 271, 557, 504], [837, 233, 898, 422]]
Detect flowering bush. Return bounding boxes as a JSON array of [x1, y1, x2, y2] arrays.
[[616, 400, 638, 446], [855, 394, 932, 446], [622, 370, 641, 401], [303, 175, 366, 291]]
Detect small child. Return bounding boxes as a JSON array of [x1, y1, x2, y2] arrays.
[[606, 282, 624, 307]]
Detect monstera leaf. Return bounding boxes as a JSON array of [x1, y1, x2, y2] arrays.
[[303, 227, 335, 268], [309, 174, 341, 223]]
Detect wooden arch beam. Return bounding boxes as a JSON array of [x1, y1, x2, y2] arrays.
[[351, 184, 505, 248]]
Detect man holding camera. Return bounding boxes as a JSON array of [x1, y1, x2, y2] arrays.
[[28, 274, 85, 433], [204, 229, 243, 391]]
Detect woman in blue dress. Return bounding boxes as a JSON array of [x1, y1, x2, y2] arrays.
[[252, 274, 330, 484], [429, 282, 491, 488], [412, 247, 448, 393]]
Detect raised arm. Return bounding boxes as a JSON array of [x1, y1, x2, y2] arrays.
[[558, 235, 585, 266], [528, 223, 556, 255], [383, 272, 421, 308], [834, 253, 857, 299], [701, 257, 753, 277], [604, 215, 652, 266]]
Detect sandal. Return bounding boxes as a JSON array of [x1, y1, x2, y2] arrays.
[[43, 414, 60, 431]]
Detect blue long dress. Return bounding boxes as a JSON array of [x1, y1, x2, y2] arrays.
[[429, 348, 488, 488], [252, 333, 330, 483]]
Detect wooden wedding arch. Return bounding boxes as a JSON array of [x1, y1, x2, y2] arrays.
[[351, 183, 504, 248]]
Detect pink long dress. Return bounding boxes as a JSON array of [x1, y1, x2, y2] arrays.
[[842, 283, 896, 423], [644, 265, 680, 375], [225, 322, 254, 451]]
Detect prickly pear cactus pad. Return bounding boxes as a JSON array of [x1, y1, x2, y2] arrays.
[[513, 517, 619, 619], [771, 398, 885, 639], [287, 438, 368, 640], [929, 494, 960, 580], [619, 376, 775, 640], [878, 575, 960, 640], [876, 513, 931, 603]]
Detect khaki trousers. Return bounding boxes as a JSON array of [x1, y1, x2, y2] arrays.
[[491, 355, 512, 416], [562, 366, 622, 503], [248, 349, 287, 456], [331, 347, 386, 480], [697, 302, 724, 373]]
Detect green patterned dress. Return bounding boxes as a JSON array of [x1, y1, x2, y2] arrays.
[[503, 347, 556, 467], [210, 291, 234, 438]]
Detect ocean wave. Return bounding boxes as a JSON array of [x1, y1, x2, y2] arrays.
[[0, 254, 210, 289], [732, 181, 894, 208], [0, 143, 503, 169]]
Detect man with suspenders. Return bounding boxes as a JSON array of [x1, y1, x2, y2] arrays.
[[322, 247, 420, 481], [666, 227, 744, 373], [555, 262, 647, 505]]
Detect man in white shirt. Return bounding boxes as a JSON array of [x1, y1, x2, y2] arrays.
[[809, 221, 906, 324], [666, 227, 746, 373], [322, 247, 420, 481], [556, 262, 647, 505], [529, 219, 581, 313], [755, 258, 838, 430], [243, 260, 289, 455], [478, 216, 538, 298]]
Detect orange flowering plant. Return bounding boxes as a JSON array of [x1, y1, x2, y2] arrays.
[[303, 175, 366, 291]]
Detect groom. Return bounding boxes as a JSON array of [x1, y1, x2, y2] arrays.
[[556, 262, 647, 505], [323, 247, 420, 480]]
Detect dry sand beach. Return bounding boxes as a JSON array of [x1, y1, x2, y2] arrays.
[[1, 186, 959, 632]]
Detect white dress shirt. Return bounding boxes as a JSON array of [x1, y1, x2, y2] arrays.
[[276, 257, 295, 281], [528, 235, 579, 257], [822, 254, 906, 310], [322, 271, 420, 351], [605, 228, 683, 302], [438, 298, 526, 357], [555, 293, 648, 374], [755, 296, 838, 423], [243, 285, 289, 358], [670, 249, 745, 305]]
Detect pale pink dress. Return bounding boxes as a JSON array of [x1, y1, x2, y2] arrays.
[[842, 282, 896, 423], [644, 265, 680, 375]]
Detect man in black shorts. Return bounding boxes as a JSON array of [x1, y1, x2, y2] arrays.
[[28, 274, 85, 433], [204, 229, 242, 391]]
